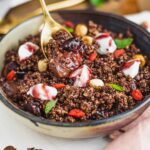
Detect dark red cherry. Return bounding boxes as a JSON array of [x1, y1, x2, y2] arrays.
[[16, 72, 25, 79], [62, 37, 85, 53], [24, 101, 41, 116]]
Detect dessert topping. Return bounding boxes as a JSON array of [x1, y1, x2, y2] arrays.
[[7, 70, 16, 80], [62, 37, 85, 53], [65, 21, 74, 28], [89, 52, 97, 61], [82, 35, 93, 45], [133, 54, 146, 67], [132, 89, 143, 101], [44, 100, 57, 114], [27, 83, 57, 100], [95, 33, 117, 55], [114, 49, 125, 58], [38, 59, 48, 72], [18, 42, 39, 61], [115, 38, 133, 49], [108, 83, 124, 92], [52, 83, 65, 89], [89, 79, 104, 89], [69, 109, 85, 118], [48, 51, 82, 78], [75, 24, 88, 36], [122, 59, 140, 78], [70, 65, 91, 87], [65, 21, 74, 33]]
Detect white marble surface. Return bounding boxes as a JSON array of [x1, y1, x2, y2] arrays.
[[0, 103, 108, 150], [126, 11, 150, 24], [0, 11, 150, 150]]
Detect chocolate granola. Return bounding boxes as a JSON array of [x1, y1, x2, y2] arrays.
[[1, 21, 150, 123]]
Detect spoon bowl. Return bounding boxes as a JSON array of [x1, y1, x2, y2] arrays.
[[39, 0, 71, 58]]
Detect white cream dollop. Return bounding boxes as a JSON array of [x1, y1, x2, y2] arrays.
[[122, 60, 140, 78], [18, 42, 39, 61], [70, 65, 91, 87], [95, 33, 117, 55], [27, 83, 57, 100]]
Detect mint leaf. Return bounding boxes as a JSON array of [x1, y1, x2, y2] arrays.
[[44, 100, 57, 114], [108, 83, 124, 92], [115, 38, 133, 49], [90, 0, 104, 6], [66, 27, 74, 33]]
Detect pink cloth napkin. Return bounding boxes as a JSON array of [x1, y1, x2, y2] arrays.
[[104, 106, 150, 150]]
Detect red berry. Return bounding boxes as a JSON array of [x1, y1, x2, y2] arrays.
[[132, 89, 143, 101], [7, 70, 16, 80], [114, 49, 125, 58], [69, 109, 85, 118], [89, 52, 97, 61], [52, 83, 65, 89], [65, 21, 74, 28]]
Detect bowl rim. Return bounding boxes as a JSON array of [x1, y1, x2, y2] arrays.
[[0, 10, 150, 127]]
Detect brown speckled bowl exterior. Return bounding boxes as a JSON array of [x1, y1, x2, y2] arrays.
[[0, 10, 150, 138]]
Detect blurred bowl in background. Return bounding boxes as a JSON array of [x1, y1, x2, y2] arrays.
[[138, 0, 150, 11]]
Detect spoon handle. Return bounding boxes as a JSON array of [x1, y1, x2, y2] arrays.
[[39, 0, 58, 26]]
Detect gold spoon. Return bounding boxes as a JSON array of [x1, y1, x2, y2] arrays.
[[39, 0, 72, 59], [0, 0, 85, 35]]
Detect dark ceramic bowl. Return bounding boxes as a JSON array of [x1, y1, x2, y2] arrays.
[[0, 10, 150, 138]]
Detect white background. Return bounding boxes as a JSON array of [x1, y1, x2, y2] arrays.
[[0, 102, 108, 150]]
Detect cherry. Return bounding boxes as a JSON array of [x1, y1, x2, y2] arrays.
[[24, 101, 41, 116], [16, 72, 25, 79], [62, 37, 85, 53]]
